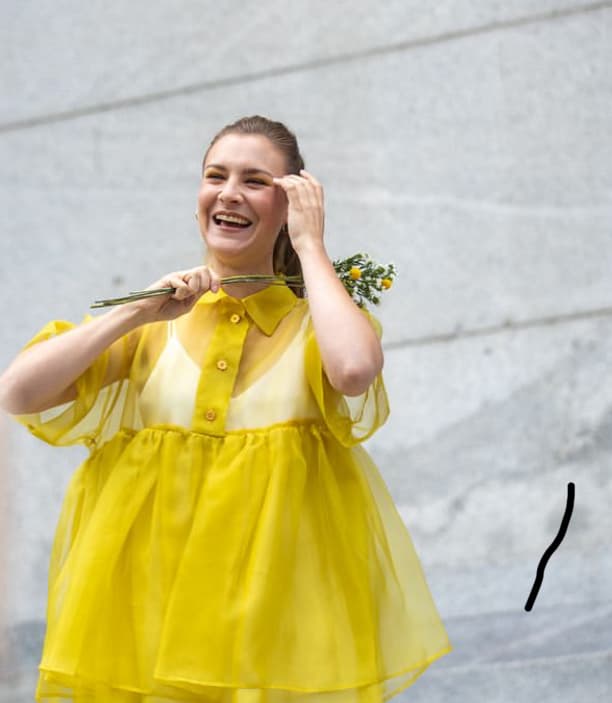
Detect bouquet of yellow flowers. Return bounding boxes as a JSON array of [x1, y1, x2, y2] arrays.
[[91, 253, 396, 310], [331, 252, 395, 308]]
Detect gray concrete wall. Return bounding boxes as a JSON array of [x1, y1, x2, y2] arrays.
[[1, 1, 611, 700]]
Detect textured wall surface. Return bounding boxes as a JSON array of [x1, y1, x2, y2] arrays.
[[1, 1, 611, 701]]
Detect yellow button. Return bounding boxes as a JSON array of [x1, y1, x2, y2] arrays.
[[216, 359, 228, 371], [230, 313, 241, 324], [205, 409, 217, 421]]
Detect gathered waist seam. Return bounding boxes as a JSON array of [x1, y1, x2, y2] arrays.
[[88, 418, 331, 452]]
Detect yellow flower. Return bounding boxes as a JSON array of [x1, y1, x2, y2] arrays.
[[349, 267, 362, 280], [381, 278, 392, 289]]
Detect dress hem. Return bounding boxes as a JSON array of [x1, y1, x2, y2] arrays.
[[36, 644, 453, 698]]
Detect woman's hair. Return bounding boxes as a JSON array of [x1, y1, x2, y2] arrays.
[[202, 115, 306, 297]]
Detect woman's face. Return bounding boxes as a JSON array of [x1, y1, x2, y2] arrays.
[[197, 133, 288, 269]]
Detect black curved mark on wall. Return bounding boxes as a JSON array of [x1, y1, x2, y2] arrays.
[[525, 482, 575, 612]]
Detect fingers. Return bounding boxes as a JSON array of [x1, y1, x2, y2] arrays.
[[190, 266, 221, 293], [299, 170, 324, 210], [136, 265, 221, 323], [177, 265, 221, 300], [281, 176, 307, 211], [274, 170, 323, 210], [166, 274, 195, 301], [299, 169, 322, 190], [184, 269, 207, 294]]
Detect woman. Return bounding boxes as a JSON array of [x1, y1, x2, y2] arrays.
[[0, 115, 451, 702]]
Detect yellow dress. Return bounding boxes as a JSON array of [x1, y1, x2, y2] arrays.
[[12, 284, 451, 703]]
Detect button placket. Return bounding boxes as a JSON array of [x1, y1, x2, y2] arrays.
[[191, 302, 248, 435]]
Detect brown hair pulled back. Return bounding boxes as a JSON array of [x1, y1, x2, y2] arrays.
[[202, 115, 306, 298]]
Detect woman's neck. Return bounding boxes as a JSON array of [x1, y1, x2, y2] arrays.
[[204, 254, 276, 299]]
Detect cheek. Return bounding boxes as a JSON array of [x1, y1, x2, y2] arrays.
[[275, 190, 288, 210], [250, 192, 281, 222], [197, 184, 215, 209], [267, 191, 288, 219]]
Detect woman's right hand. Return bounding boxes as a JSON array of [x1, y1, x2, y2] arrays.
[[130, 265, 222, 323]]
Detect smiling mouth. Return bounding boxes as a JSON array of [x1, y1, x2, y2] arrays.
[[212, 214, 253, 229]]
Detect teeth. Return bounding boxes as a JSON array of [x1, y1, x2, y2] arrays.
[[215, 213, 251, 226]]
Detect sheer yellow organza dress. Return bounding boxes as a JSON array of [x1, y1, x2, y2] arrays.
[[12, 284, 451, 703]]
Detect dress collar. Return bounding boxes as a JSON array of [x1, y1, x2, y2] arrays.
[[196, 284, 300, 336]]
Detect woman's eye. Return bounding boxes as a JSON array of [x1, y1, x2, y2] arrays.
[[247, 178, 267, 185], [206, 173, 224, 180]]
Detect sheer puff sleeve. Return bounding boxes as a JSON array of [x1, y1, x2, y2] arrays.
[[11, 314, 138, 450], [304, 306, 390, 447]]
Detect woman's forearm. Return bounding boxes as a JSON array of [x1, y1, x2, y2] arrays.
[[0, 304, 145, 415], [298, 243, 384, 396]]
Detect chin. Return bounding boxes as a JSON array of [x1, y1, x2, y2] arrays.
[[202, 233, 259, 265]]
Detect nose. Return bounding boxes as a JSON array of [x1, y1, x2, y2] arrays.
[[218, 178, 242, 204]]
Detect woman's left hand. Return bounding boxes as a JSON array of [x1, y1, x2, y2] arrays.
[[273, 169, 325, 255]]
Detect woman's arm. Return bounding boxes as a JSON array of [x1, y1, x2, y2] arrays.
[[273, 169, 383, 397], [0, 264, 221, 415], [0, 304, 144, 415], [298, 242, 383, 396]]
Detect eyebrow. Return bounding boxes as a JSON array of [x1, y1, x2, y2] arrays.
[[204, 164, 274, 177]]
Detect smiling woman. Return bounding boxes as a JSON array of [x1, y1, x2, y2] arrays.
[[1, 115, 451, 703]]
